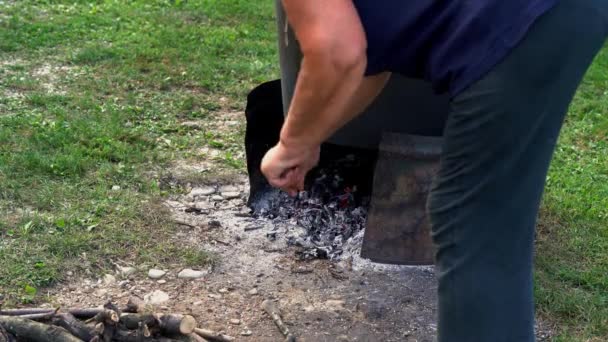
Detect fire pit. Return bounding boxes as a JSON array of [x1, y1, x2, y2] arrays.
[[243, 2, 451, 265]]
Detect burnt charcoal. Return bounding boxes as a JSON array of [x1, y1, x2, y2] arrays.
[[244, 80, 377, 260], [296, 247, 329, 261], [250, 146, 375, 260], [208, 220, 222, 228], [185, 206, 207, 215]]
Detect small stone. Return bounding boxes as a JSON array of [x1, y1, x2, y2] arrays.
[[103, 274, 116, 285], [248, 288, 259, 296], [336, 335, 349, 341], [221, 191, 240, 200], [218, 288, 229, 294], [193, 301, 203, 306], [96, 289, 109, 297], [178, 268, 207, 279], [325, 299, 346, 311], [119, 266, 137, 277], [211, 195, 224, 202], [208, 294, 222, 299], [220, 185, 238, 193], [190, 187, 216, 197], [67, 271, 73, 276], [148, 269, 166, 279], [112, 185, 121, 191], [229, 319, 241, 325], [144, 290, 170, 305], [157, 280, 167, 284], [241, 330, 252, 336]]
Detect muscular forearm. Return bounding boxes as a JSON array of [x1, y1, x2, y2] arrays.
[[279, 0, 385, 148], [280, 52, 366, 147]]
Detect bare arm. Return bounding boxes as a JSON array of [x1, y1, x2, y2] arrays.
[[261, 0, 389, 194], [280, 0, 385, 147]]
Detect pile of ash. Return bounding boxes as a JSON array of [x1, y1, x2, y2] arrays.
[[249, 147, 377, 261]]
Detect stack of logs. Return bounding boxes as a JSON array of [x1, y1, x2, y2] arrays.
[[0, 298, 235, 342]]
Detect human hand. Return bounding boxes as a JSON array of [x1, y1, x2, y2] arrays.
[[261, 141, 320, 196]]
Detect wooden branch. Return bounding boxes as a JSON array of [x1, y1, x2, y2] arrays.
[[51, 313, 96, 341], [120, 313, 158, 330], [0, 309, 54, 316], [13, 311, 57, 322], [262, 300, 296, 341], [193, 328, 235, 342], [158, 314, 197, 335], [0, 316, 83, 342], [70, 308, 106, 320]]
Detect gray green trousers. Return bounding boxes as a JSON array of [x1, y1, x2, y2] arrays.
[[426, 0, 608, 340]]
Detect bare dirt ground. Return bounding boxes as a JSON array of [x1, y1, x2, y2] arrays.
[[46, 171, 554, 342]]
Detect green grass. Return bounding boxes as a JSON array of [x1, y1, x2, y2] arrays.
[[0, 1, 607, 340], [534, 47, 608, 341], [0, 0, 277, 304]]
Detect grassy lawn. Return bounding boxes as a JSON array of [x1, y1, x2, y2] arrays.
[[535, 47, 608, 341], [0, 1, 606, 340], [0, 0, 276, 304]]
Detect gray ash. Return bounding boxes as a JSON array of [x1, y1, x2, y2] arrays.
[[251, 151, 375, 260]]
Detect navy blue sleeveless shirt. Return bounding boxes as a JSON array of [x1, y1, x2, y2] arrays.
[[352, 0, 558, 96]]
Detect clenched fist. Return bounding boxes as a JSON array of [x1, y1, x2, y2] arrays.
[[261, 141, 320, 196]]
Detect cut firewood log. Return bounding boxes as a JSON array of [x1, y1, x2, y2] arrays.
[[103, 301, 122, 316], [94, 322, 105, 335], [90, 309, 119, 325], [137, 322, 151, 338], [89, 309, 119, 342], [193, 328, 235, 342], [0, 316, 83, 342], [51, 313, 96, 341], [157, 314, 197, 335], [119, 313, 158, 330]]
